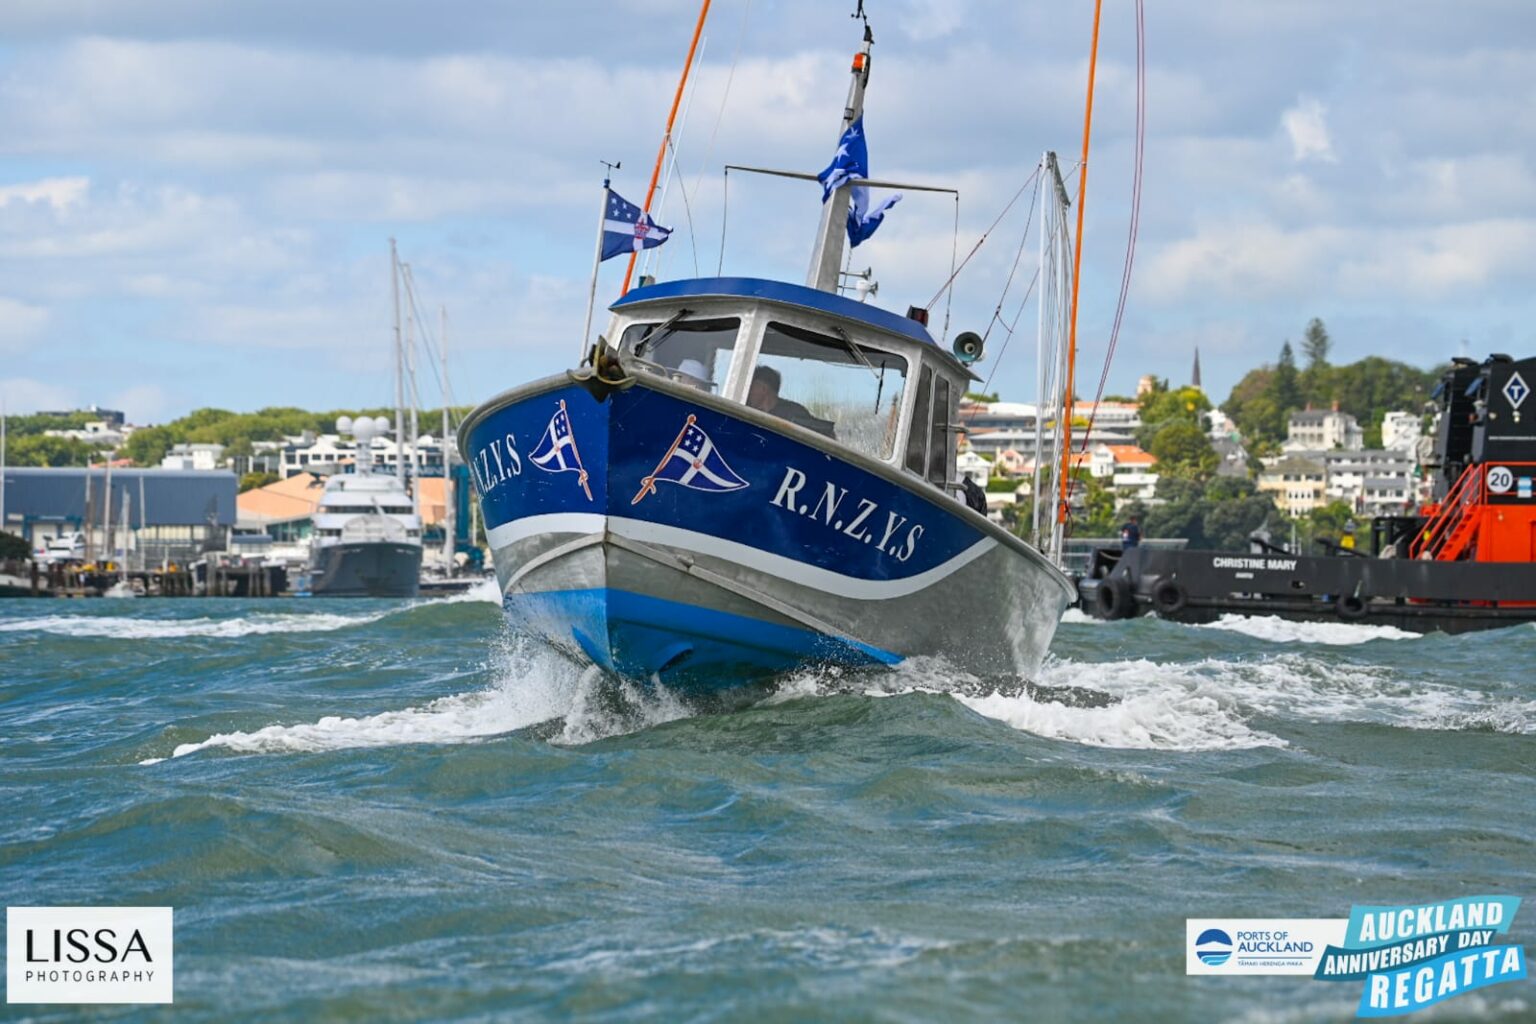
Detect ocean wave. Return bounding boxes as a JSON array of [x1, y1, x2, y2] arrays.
[[0, 610, 394, 640], [958, 657, 1285, 751], [1195, 614, 1418, 645], [142, 639, 693, 763]]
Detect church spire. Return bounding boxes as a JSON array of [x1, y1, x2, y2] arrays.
[[1191, 347, 1203, 391]]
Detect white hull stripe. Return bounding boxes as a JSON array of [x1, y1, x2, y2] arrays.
[[486, 513, 999, 601]]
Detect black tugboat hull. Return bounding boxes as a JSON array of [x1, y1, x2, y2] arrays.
[[1079, 546, 1536, 635]]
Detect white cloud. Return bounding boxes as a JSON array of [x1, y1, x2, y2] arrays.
[[1281, 96, 1336, 163], [0, 176, 89, 209]]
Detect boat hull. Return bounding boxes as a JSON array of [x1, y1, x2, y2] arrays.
[[309, 541, 422, 598], [463, 375, 1073, 690]]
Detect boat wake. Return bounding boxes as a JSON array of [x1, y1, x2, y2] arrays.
[[140, 639, 694, 763]]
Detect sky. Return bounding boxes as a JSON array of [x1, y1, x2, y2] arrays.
[[1, 0, 1534, 423]]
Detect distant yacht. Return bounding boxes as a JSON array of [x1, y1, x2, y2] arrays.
[[307, 421, 423, 598]]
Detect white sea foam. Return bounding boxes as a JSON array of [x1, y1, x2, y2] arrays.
[[944, 639, 1536, 748], [0, 610, 394, 640], [1058, 607, 1096, 625], [432, 577, 503, 605], [958, 658, 1286, 751], [1195, 613, 1418, 645], [143, 639, 695, 763]]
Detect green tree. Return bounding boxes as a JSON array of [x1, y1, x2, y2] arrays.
[[1301, 318, 1331, 369], [1272, 341, 1302, 411], [123, 425, 175, 466], [1147, 420, 1217, 478], [239, 471, 279, 492], [6, 434, 98, 467], [0, 530, 31, 560]]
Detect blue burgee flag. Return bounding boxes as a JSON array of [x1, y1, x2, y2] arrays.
[[601, 188, 672, 261], [631, 417, 748, 505], [529, 400, 592, 500], [816, 115, 869, 201], [847, 186, 902, 247]]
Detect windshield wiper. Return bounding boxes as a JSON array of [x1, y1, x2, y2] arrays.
[[634, 309, 693, 358]]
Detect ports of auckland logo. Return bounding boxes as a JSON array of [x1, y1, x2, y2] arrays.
[[1187, 897, 1528, 1018], [1194, 928, 1233, 966]]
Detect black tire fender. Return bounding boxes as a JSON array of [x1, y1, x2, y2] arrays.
[[1094, 575, 1135, 621], [1152, 578, 1188, 616], [1337, 594, 1369, 620]]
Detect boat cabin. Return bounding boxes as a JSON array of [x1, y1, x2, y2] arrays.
[[607, 277, 978, 498]]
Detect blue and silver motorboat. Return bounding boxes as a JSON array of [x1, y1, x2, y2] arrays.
[[460, 32, 1075, 691]]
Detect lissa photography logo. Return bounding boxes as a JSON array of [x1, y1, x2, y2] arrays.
[[1188, 896, 1528, 1017], [6, 907, 173, 1005]]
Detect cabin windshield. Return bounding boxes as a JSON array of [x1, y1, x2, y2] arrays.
[[618, 316, 740, 394], [748, 321, 907, 460]]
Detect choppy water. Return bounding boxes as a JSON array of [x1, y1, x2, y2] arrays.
[[2, 590, 1533, 1022]]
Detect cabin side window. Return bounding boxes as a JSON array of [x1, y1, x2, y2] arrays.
[[905, 367, 933, 475], [618, 317, 741, 395], [927, 376, 952, 488], [746, 322, 908, 460]]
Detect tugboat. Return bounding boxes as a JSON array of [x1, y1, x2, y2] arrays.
[[460, 25, 1079, 690], [1082, 354, 1536, 633]]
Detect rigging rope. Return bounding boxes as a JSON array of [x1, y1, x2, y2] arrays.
[[924, 164, 1042, 312], [1079, 0, 1146, 450]]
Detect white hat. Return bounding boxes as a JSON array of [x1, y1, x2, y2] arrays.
[[675, 358, 713, 386]]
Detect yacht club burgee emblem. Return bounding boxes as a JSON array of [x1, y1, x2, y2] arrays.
[[632, 415, 748, 505], [529, 399, 592, 501]]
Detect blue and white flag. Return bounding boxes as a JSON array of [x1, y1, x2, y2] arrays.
[[847, 186, 902, 247], [632, 416, 748, 505], [816, 115, 869, 201], [529, 400, 592, 500], [601, 188, 672, 261]]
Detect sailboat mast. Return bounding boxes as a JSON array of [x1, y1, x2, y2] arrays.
[[440, 305, 455, 573], [103, 457, 113, 565], [806, 28, 874, 293], [390, 238, 406, 485], [1058, 0, 1104, 528], [619, 0, 712, 296], [404, 264, 421, 500]]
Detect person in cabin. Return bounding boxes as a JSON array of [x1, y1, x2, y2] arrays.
[[1119, 515, 1142, 549], [672, 358, 714, 392], [747, 366, 835, 437]]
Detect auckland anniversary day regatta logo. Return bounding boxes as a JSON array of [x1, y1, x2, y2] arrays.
[[1188, 896, 1527, 1017]]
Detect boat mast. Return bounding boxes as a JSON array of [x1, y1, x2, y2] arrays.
[[440, 304, 455, 573], [1058, 0, 1104, 531], [580, 161, 620, 359], [620, 0, 712, 296], [103, 455, 113, 566], [1032, 152, 1051, 547], [806, 26, 874, 294], [390, 238, 406, 485], [404, 263, 421, 501]]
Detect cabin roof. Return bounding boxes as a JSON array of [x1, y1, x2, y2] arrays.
[[611, 276, 938, 348]]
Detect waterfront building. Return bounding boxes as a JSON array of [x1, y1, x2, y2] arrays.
[[1381, 410, 1422, 452], [161, 443, 226, 471], [1257, 455, 1327, 515], [1284, 407, 1364, 452], [2, 467, 235, 564]]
